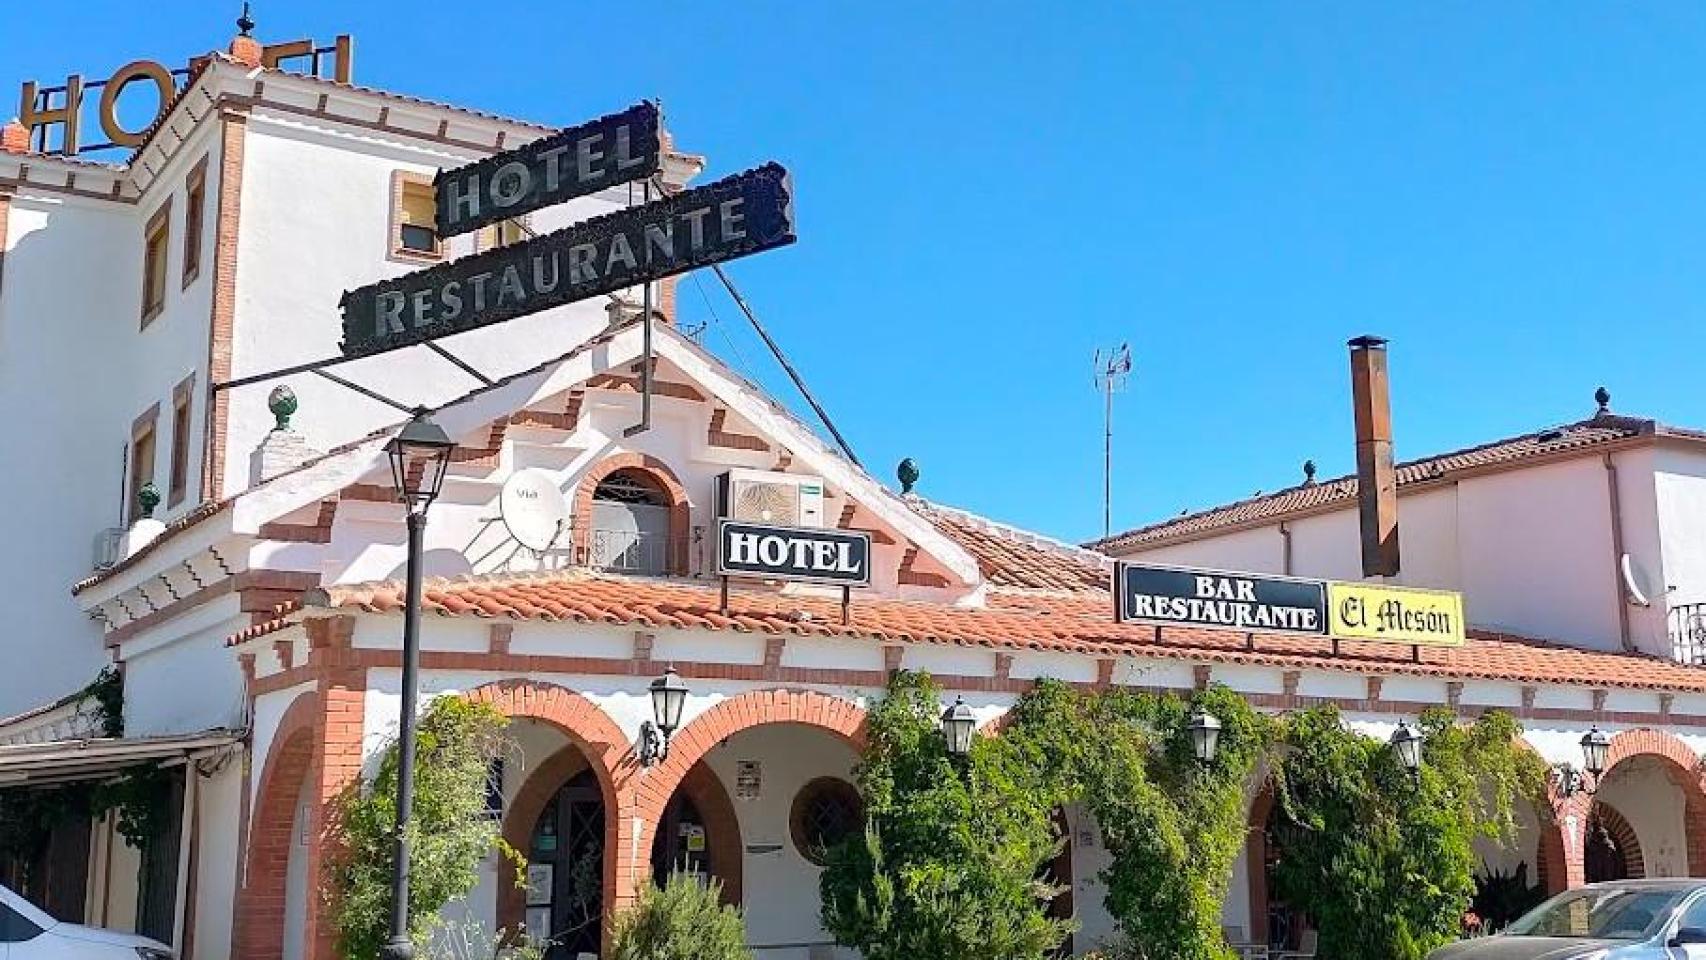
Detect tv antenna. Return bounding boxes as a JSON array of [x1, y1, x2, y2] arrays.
[[1093, 344, 1132, 540]]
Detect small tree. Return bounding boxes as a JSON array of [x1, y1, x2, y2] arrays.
[[609, 871, 751, 960], [1270, 705, 1548, 960], [820, 671, 1070, 960], [326, 697, 519, 958]]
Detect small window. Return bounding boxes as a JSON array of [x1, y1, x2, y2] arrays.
[[480, 217, 529, 252], [129, 406, 159, 523], [168, 375, 194, 507], [391, 171, 441, 260], [789, 777, 864, 866], [181, 157, 208, 287], [141, 199, 172, 325], [590, 469, 670, 575]]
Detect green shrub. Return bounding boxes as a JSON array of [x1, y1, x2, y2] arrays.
[[326, 696, 519, 958], [821, 671, 1071, 960], [609, 871, 751, 960]]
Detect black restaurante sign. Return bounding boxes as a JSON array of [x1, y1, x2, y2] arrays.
[[434, 101, 661, 238], [340, 163, 795, 359], [716, 520, 871, 586], [1114, 562, 1326, 634]]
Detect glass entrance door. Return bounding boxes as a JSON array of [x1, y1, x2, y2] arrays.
[[530, 770, 605, 957]]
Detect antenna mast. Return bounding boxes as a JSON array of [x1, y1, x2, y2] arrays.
[[1093, 344, 1132, 540]]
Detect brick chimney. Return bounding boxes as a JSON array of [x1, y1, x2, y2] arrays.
[[0, 119, 29, 154], [1349, 335, 1400, 578], [229, 2, 263, 67]]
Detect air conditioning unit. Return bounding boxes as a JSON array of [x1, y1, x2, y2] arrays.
[[715, 469, 826, 528], [92, 527, 126, 570]]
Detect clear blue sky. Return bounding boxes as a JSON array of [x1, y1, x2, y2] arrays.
[[9, 3, 1705, 544]]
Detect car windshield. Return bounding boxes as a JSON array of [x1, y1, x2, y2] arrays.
[[1505, 887, 1691, 940]]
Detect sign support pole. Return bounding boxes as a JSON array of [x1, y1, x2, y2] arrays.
[[625, 179, 655, 438], [720, 575, 730, 616], [841, 584, 851, 626]]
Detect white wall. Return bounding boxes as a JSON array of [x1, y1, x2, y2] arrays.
[[222, 115, 633, 500], [1124, 454, 1645, 652], [192, 760, 242, 960], [702, 723, 860, 960], [1655, 446, 1706, 615], [0, 120, 232, 719], [1598, 756, 1691, 879]]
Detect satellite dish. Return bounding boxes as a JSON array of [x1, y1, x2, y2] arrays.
[[1621, 553, 1655, 607], [500, 469, 569, 552]]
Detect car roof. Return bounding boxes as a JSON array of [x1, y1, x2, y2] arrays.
[[1577, 879, 1706, 893], [0, 883, 58, 929]]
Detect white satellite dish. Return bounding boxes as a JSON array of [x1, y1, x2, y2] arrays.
[[1621, 553, 1655, 607], [500, 469, 570, 552]]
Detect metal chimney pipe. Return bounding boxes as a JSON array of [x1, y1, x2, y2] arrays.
[[1349, 335, 1400, 578]]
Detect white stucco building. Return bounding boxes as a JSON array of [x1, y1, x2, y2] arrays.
[[5, 20, 1706, 960]]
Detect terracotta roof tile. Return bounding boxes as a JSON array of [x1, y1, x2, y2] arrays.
[[915, 501, 1111, 594], [1089, 413, 1674, 552], [285, 570, 1706, 694]]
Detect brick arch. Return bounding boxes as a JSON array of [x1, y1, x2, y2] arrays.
[[571, 452, 691, 575], [1600, 728, 1706, 876], [662, 761, 744, 906], [632, 689, 867, 889], [462, 681, 641, 926], [233, 691, 319, 960], [1586, 799, 1645, 880], [1504, 736, 1575, 894]]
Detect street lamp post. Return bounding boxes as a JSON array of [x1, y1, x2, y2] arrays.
[[380, 409, 455, 960]]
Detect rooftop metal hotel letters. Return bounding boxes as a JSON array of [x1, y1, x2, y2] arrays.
[[432, 101, 661, 238], [340, 163, 796, 359]]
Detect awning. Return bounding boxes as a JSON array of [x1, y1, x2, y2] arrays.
[[0, 729, 244, 788]]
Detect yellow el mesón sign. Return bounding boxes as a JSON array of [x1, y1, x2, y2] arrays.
[[1326, 582, 1466, 647]]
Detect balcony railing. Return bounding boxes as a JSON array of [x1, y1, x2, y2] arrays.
[[589, 528, 668, 576], [1671, 603, 1706, 665]]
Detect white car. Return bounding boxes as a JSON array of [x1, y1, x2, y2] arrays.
[[0, 885, 171, 959]]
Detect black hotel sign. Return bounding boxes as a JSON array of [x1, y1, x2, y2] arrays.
[[341, 163, 795, 359], [1114, 563, 1326, 634], [716, 521, 871, 586], [433, 102, 661, 238]]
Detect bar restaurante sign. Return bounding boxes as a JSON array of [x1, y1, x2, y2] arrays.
[[1115, 563, 1326, 634], [340, 163, 796, 359], [1114, 562, 1467, 647], [716, 520, 871, 586], [434, 101, 661, 238]]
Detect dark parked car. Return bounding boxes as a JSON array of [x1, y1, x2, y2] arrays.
[[1429, 879, 1706, 960]]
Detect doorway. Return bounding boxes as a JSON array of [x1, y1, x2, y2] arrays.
[[528, 769, 605, 957]]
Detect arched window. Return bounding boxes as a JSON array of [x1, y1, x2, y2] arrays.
[[589, 469, 670, 575]]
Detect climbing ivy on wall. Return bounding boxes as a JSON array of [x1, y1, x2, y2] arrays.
[[824, 676, 1547, 960], [1003, 680, 1272, 960], [1269, 705, 1549, 960], [0, 666, 171, 879], [325, 696, 522, 958]]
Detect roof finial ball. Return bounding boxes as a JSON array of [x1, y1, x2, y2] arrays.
[[137, 481, 161, 520], [1302, 459, 1317, 486], [897, 457, 920, 496], [237, 1, 256, 37], [1595, 386, 1611, 416], [268, 384, 298, 431]]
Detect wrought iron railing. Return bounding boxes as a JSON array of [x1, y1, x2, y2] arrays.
[[589, 528, 667, 575], [1671, 603, 1706, 665]]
